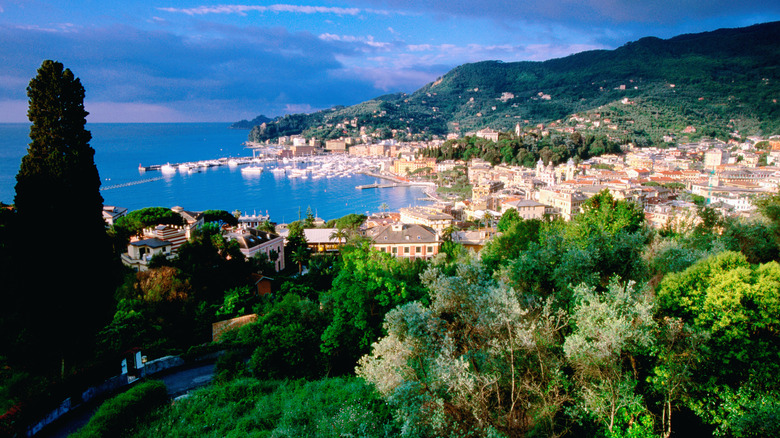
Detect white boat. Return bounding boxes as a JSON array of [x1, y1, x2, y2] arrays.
[[178, 163, 191, 172], [241, 165, 263, 174], [161, 163, 176, 173]]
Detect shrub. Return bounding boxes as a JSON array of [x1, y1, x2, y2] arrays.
[[70, 380, 167, 438]]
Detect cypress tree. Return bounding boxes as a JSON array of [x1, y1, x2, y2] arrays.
[[10, 60, 116, 376]]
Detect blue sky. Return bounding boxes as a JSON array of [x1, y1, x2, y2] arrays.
[[0, 1, 778, 123]]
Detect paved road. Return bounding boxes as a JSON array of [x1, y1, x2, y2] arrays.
[[35, 362, 216, 438]]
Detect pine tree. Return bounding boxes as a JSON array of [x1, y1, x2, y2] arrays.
[[10, 60, 116, 376]]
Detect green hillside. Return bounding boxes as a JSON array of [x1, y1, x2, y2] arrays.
[[246, 21, 780, 144]]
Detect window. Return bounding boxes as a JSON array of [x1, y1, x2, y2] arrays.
[[416, 246, 421, 253], [427, 246, 434, 253], [392, 247, 398, 254], [404, 247, 410, 254]]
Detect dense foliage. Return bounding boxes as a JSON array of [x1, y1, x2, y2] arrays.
[[132, 377, 397, 438], [71, 380, 168, 438]]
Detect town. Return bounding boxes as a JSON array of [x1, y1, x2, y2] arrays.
[[114, 121, 780, 273]]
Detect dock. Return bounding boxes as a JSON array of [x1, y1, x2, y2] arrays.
[[356, 183, 409, 190]]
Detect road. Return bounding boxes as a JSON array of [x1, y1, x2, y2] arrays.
[[35, 362, 216, 438]]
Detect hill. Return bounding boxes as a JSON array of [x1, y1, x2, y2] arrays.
[[230, 114, 273, 130], [244, 21, 780, 144]]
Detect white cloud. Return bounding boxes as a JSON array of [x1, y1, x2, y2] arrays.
[[0, 100, 29, 123], [284, 103, 317, 113], [157, 4, 381, 16], [318, 33, 392, 50]]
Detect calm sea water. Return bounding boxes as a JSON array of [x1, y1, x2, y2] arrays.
[[0, 123, 428, 223]]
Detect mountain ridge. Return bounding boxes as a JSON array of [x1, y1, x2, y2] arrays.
[[243, 21, 780, 144]]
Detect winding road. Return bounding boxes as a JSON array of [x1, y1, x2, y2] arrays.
[[35, 362, 216, 438]]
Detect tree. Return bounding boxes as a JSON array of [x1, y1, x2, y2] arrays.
[[244, 294, 329, 380], [202, 209, 238, 227], [563, 280, 656, 436], [358, 257, 571, 437], [290, 246, 309, 275], [329, 228, 348, 249], [110, 206, 184, 252], [656, 251, 780, 435], [7, 60, 118, 376], [321, 243, 427, 374], [496, 207, 521, 232]]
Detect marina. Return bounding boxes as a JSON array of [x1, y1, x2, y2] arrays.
[[0, 123, 434, 222], [137, 153, 398, 183]]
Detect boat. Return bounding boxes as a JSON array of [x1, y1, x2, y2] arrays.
[[161, 163, 176, 173], [241, 165, 263, 174]]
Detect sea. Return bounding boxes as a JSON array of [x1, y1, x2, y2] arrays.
[[0, 123, 429, 223]]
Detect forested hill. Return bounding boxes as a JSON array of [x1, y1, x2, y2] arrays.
[[245, 21, 780, 144]]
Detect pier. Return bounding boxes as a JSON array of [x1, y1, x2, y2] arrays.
[[356, 182, 409, 190], [101, 177, 165, 191]]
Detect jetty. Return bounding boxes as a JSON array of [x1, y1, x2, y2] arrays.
[[101, 177, 165, 191], [356, 182, 409, 190]]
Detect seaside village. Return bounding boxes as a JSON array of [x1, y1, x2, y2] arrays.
[[112, 124, 780, 275]]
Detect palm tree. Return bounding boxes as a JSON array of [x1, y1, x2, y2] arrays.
[[329, 228, 348, 249], [290, 247, 309, 275], [441, 224, 458, 242], [379, 202, 390, 216]]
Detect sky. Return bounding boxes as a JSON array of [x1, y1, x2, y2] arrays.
[[0, 1, 778, 123]]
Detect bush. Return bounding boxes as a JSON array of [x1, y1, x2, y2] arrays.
[[71, 380, 167, 438], [132, 377, 397, 438]]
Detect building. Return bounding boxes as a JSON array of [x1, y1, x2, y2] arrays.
[[290, 145, 317, 157], [325, 139, 347, 153], [224, 228, 286, 272], [303, 228, 346, 253], [121, 238, 174, 271], [399, 206, 454, 234], [472, 181, 504, 200], [393, 158, 437, 176], [171, 206, 204, 239], [537, 187, 589, 220], [451, 229, 495, 252], [102, 205, 127, 226], [704, 148, 729, 170], [502, 199, 547, 220], [367, 223, 441, 260], [142, 225, 188, 252], [475, 127, 500, 142]]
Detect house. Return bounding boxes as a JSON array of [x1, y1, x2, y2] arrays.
[[367, 223, 441, 260], [399, 206, 454, 235], [142, 224, 188, 252], [451, 229, 495, 252], [393, 157, 437, 176], [625, 168, 651, 179], [102, 205, 127, 226], [121, 238, 174, 271], [537, 187, 589, 220], [502, 199, 547, 220], [475, 127, 500, 142], [252, 274, 274, 296], [171, 206, 204, 239], [303, 228, 346, 253], [224, 228, 286, 272], [325, 139, 347, 153]]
